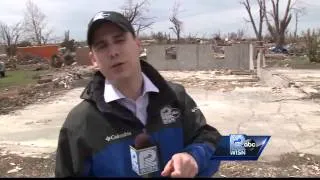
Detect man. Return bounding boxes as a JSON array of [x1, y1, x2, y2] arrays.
[[55, 11, 221, 178]]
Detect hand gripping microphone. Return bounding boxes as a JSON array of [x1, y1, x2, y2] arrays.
[[130, 133, 160, 178]]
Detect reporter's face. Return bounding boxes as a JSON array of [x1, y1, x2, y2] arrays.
[[89, 22, 141, 83]]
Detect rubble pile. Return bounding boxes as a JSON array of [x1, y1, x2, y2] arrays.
[[0, 57, 50, 71], [1, 58, 18, 71], [0, 54, 8, 62], [38, 64, 95, 89], [0, 84, 61, 115], [0, 64, 96, 115], [265, 53, 288, 60], [17, 55, 49, 66], [31, 63, 50, 71]]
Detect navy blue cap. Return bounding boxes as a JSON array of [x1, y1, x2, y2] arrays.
[[87, 11, 136, 47]]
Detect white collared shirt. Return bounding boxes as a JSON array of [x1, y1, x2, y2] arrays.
[[104, 73, 159, 125]]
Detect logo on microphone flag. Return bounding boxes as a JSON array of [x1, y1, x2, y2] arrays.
[[130, 145, 160, 176]]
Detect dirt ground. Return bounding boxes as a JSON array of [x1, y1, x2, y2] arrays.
[[0, 58, 319, 178], [0, 152, 55, 178], [0, 64, 94, 115], [0, 84, 69, 115], [0, 68, 258, 115], [0, 151, 319, 177], [215, 153, 320, 178], [159, 70, 261, 92]]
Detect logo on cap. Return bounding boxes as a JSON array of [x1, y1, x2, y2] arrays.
[[93, 12, 110, 21]]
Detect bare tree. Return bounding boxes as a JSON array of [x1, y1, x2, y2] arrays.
[[151, 31, 170, 43], [61, 30, 76, 52], [241, 0, 266, 42], [237, 29, 246, 40], [227, 32, 238, 40], [185, 32, 198, 43], [265, 0, 298, 47], [0, 21, 22, 57], [303, 28, 320, 63], [121, 0, 155, 36], [169, 1, 183, 43], [213, 30, 222, 41], [225, 29, 246, 41], [293, 7, 306, 39], [24, 0, 52, 45]]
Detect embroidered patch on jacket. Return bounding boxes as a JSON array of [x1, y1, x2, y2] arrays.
[[160, 105, 181, 124]]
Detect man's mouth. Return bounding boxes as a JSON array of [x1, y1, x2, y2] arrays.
[[111, 62, 125, 68]]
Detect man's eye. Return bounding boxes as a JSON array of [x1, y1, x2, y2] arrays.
[[95, 43, 107, 50], [115, 39, 125, 43]]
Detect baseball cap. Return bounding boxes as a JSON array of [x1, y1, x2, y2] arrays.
[[87, 11, 136, 47]]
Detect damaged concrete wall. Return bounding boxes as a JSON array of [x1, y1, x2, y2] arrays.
[[75, 43, 251, 70], [146, 44, 197, 70], [146, 44, 225, 71], [224, 43, 250, 70], [146, 43, 251, 70], [176, 44, 198, 70], [198, 45, 225, 70]]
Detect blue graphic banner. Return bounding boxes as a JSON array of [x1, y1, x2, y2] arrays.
[[213, 134, 271, 160]]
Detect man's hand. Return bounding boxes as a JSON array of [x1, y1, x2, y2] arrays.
[[161, 152, 198, 178]]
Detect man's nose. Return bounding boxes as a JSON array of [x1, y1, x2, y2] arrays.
[[108, 45, 119, 58]]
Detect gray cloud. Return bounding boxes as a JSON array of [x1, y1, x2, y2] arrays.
[[0, 0, 319, 41]]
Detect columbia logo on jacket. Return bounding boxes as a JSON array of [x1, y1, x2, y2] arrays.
[[105, 132, 132, 142]]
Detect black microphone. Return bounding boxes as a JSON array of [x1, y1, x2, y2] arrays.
[[130, 133, 160, 178]]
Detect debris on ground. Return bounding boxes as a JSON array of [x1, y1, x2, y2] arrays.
[[265, 53, 288, 60], [0, 152, 55, 177], [17, 54, 49, 66], [1, 58, 18, 71], [39, 65, 95, 89], [1, 65, 261, 115], [7, 166, 23, 174], [0, 152, 318, 177], [213, 152, 320, 178], [0, 64, 95, 115], [160, 70, 261, 91]]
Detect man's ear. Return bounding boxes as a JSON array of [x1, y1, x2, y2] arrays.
[[135, 37, 141, 48], [89, 51, 98, 68]]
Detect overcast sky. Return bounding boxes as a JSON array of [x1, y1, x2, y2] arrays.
[[0, 0, 319, 42]]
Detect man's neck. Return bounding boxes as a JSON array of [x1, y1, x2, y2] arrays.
[[113, 71, 144, 101]]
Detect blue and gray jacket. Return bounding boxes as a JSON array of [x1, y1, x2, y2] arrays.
[[55, 60, 222, 177]]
